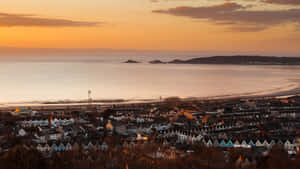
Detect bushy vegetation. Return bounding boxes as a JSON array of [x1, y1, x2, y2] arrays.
[[0, 144, 299, 169]]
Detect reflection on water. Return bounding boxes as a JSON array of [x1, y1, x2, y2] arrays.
[[0, 61, 300, 103]]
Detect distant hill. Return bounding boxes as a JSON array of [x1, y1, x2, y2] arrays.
[[168, 56, 300, 65], [124, 59, 140, 63], [149, 60, 166, 64]]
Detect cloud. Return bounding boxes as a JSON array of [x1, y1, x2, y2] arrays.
[[261, 0, 300, 5], [153, 2, 300, 32], [0, 12, 100, 27], [151, 0, 300, 6]]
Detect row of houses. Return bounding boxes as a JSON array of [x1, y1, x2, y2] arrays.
[[202, 139, 299, 151], [19, 117, 75, 127], [109, 115, 154, 123], [157, 130, 299, 151], [33, 137, 299, 155], [36, 141, 109, 152], [158, 124, 250, 136], [156, 127, 299, 151]]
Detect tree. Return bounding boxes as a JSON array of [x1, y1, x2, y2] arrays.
[[266, 146, 291, 169], [0, 145, 46, 169]]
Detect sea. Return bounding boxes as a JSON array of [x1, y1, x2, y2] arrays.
[[1, 55, 300, 105]]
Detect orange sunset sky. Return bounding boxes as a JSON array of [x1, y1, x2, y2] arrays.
[[1, 0, 300, 55]]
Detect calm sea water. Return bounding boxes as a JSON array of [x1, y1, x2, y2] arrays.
[[1, 57, 300, 103]]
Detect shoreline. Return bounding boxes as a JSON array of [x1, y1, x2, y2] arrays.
[[1, 81, 300, 108]]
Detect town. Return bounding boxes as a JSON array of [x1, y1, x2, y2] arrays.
[[0, 96, 299, 169]]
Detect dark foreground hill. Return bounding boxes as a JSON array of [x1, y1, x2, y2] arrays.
[[168, 56, 300, 65]]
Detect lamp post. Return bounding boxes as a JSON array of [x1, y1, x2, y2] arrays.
[[88, 90, 92, 108]]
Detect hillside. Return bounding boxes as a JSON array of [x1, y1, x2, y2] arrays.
[[168, 56, 300, 65]]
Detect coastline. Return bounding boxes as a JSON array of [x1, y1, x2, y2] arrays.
[[199, 81, 300, 100], [1, 80, 300, 108]]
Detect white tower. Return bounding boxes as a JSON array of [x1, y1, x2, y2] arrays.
[[88, 89, 92, 105]]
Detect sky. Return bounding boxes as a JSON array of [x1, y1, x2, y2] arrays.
[[1, 0, 300, 56]]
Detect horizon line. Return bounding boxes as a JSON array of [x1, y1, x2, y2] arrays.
[[0, 46, 300, 57]]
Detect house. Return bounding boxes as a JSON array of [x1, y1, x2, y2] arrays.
[[59, 143, 66, 151], [213, 140, 219, 147], [101, 142, 108, 151], [82, 142, 89, 150], [227, 140, 234, 147], [20, 119, 49, 127], [66, 143, 72, 151], [241, 140, 250, 148], [52, 118, 75, 126], [48, 130, 63, 141], [248, 140, 255, 147], [277, 140, 284, 147], [255, 140, 263, 147], [270, 140, 276, 148], [219, 140, 227, 147], [51, 144, 57, 152], [262, 140, 270, 149], [18, 129, 27, 137], [284, 140, 294, 150], [123, 141, 129, 148], [88, 142, 96, 151], [234, 140, 241, 148], [44, 144, 51, 152], [180, 110, 196, 120], [37, 144, 43, 152], [95, 142, 101, 150], [106, 120, 114, 131], [206, 139, 213, 147]]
